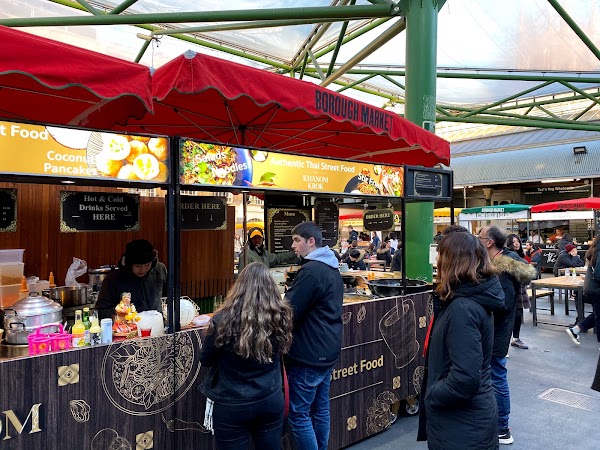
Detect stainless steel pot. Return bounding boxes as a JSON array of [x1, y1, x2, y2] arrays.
[[88, 266, 113, 293], [45, 285, 88, 307], [3, 293, 63, 344]]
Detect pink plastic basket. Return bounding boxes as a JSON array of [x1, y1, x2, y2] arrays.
[[50, 324, 71, 352], [27, 323, 62, 356]]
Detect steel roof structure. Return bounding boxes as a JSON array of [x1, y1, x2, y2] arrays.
[[1, 0, 600, 141]]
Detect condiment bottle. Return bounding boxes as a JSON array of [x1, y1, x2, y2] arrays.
[[49, 272, 56, 288], [82, 308, 91, 346], [89, 317, 101, 346], [71, 310, 86, 348], [100, 318, 113, 344], [18, 276, 28, 300]]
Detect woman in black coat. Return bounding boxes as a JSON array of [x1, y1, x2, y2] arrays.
[[418, 232, 504, 450]]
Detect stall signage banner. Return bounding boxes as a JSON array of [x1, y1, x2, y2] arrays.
[[363, 209, 394, 231], [314, 201, 339, 248], [0, 188, 17, 232], [60, 191, 140, 232], [0, 120, 170, 184], [403, 166, 452, 201], [180, 196, 227, 230], [179, 140, 404, 197], [267, 208, 311, 254]]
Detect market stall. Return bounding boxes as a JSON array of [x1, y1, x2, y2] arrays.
[[458, 204, 531, 235]]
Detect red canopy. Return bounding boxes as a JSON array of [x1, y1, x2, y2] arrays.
[[122, 51, 449, 166], [531, 197, 600, 212], [0, 26, 153, 129]]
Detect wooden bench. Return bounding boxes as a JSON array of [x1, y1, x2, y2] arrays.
[[527, 288, 555, 315]]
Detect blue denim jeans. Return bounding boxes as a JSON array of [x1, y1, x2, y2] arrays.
[[490, 356, 511, 431], [287, 365, 332, 450]]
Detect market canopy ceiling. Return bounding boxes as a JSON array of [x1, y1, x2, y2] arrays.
[[1, 0, 600, 138]]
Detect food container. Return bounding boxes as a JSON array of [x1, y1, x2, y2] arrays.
[[88, 266, 113, 293], [3, 293, 63, 344], [0, 283, 20, 308], [0, 249, 25, 264], [45, 285, 88, 307], [0, 263, 25, 286]]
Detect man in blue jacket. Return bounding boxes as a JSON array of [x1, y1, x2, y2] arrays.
[[285, 221, 344, 450]]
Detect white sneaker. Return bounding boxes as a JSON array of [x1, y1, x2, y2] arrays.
[[566, 327, 580, 345]]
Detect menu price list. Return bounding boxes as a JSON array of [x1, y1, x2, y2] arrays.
[[314, 201, 339, 248], [268, 208, 311, 254]]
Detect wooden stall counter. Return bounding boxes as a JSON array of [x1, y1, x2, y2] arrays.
[[0, 291, 431, 450]]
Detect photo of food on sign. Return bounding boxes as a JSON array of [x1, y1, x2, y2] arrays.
[[85, 132, 169, 183], [344, 168, 381, 195], [380, 166, 404, 197], [180, 141, 252, 186]]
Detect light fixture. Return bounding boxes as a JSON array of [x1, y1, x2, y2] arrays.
[[541, 178, 574, 184], [453, 185, 464, 190], [573, 146, 587, 155]]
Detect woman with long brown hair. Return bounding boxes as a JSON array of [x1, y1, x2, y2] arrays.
[[566, 235, 600, 347], [199, 262, 293, 449], [418, 232, 504, 449]]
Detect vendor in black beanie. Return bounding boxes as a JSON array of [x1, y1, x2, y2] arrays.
[[96, 239, 167, 320], [238, 227, 299, 271]]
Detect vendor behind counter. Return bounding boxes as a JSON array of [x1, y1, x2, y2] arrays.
[[95, 239, 167, 320], [238, 227, 299, 270]]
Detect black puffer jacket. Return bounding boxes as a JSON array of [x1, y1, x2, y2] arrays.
[[491, 250, 537, 357], [553, 250, 585, 277], [95, 260, 167, 320], [285, 246, 344, 367], [419, 277, 504, 450]]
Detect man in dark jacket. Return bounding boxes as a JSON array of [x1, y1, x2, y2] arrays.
[[285, 221, 344, 450], [478, 225, 536, 445], [238, 227, 299, 270], [347, 249, 367, 270], [95, 239, 167, 320], [553, 243, 585, 277]]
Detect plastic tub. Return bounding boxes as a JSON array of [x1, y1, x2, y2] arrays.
[[0, 283, 20, 308], [0, 263, 25, 285], [0, 249, 25, 264]]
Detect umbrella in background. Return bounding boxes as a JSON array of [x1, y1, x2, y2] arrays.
[[121, 51, 449, 167], [0, 26, 153, 130], [531, 197, 600, 212]]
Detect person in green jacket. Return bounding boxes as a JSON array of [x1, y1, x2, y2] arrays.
[[238, 227, 299, 270]]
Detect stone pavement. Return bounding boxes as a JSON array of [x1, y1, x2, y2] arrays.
[[348, 285, 600, 450]]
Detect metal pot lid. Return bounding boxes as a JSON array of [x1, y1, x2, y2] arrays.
[[9, 292, 63, 317]]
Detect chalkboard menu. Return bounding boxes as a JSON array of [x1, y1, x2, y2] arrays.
[[539, 248, 559, 270], [60, 191, 140, 232], [180, 196, 227, 230], [404, 166, 452, 201], [0, 189, 17, 232], [314, 201, 339, 247], [363, 208, 394, 231], [267, 208, 311, 254]]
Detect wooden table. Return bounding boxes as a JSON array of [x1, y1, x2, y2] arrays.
[[557, 267, 587, 276], [365, 259, 387, 271], [531, 275, 584, 327]]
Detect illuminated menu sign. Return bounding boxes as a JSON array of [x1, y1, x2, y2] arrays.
[[0, 121, 169, 184], [179, 140, 404, 197], [0, 189, 17, 232]]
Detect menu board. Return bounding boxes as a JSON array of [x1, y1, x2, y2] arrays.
[[180, 196, 227, 230], [0, 188, 17, 232], [314, 201, 339, 248], [179, 140, 404, 197], [363, 209, 394, 231], [267, 208, 311, 254], [0, 121, 169, 184], [60, 191, 140, 232], [404, 166, 452, 201]]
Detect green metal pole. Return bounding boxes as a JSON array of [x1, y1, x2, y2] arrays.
[[0, 5, 400, 27], [548, 0, 600, 62], [109, 0, 139, 15], [436, 114, 600, 132], [404, 0, 439, 283]]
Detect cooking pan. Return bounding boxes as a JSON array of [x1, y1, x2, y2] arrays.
[[44, 285, 88, 307], [366, 278, 429, 298]]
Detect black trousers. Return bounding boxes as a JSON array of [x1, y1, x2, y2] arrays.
[[212, 389, 284, 450], [513, 307, 524, 339]]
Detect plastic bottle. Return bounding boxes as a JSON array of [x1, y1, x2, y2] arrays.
[[89, 317, 101, 346], [565, 268, 571, 277], [82, 308, 91, 346], [100, 318, 113, 344], [49, 272, 56, 288], [18, 276, 28, 300], [71, 310, 86, 347]]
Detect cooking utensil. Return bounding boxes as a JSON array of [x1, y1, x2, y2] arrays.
[[45, 285, 88, 307], [88, 266, 113, 293], [366, 278, 429, 298], [3, 293, 63, 344]]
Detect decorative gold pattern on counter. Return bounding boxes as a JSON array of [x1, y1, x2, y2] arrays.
[[413, 366, 425, 395], [419, 316, 427, 328], [341, 312, 352, 324], [161, 413, 209, 433], [392, 375, 401, 390], [365, 391, 399, 435], [69, 399, 90, 422], [136, 430, 154, 450], [379, 299, 419, 369], [58, 364, 80, 386], [347, 415, 357, 431], [1, 404, 42, 439], [102, 331, 202, 415], [91, 428, 132, 450], [357, 305, 367, 323]]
